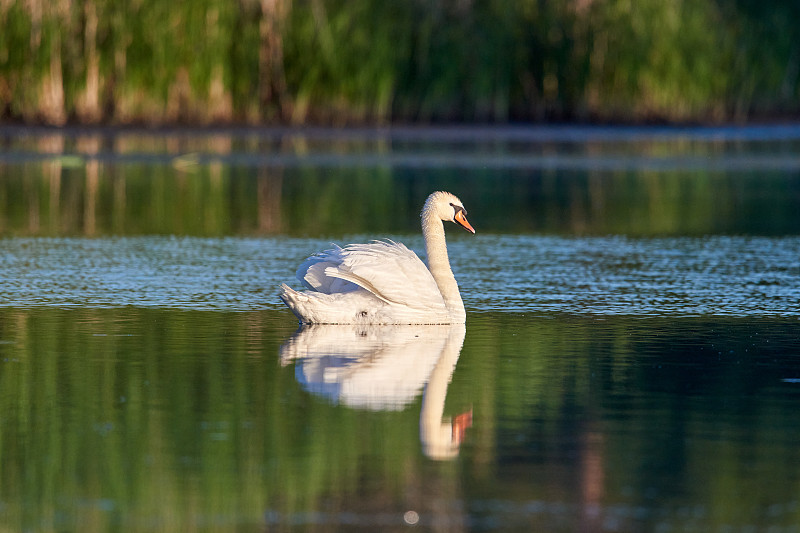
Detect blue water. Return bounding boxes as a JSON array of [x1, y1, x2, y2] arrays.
[[2, 235, 798, 317]]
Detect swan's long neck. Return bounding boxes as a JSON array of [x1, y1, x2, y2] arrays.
[[420, 324, 467, 459], [422, 206, 465, 323]]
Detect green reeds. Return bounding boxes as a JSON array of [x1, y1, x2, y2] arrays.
[[0, 0, 798, 125]]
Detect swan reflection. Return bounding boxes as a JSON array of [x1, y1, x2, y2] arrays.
[[280, 323, 470, 459]]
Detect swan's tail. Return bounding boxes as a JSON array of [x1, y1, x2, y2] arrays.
[[279, 284, 308, 321], [280, 283, 342, 324]]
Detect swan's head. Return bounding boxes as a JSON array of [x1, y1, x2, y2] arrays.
[[423, 191, 476, 234]]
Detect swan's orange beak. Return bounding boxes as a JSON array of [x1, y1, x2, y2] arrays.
[[454, 209, 475, 234]]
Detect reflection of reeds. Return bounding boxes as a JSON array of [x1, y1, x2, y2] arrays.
[[3, 143, 799, 237], [2, 1, 799, 124], [2, 308, 799, 530], [258, 168, 283, 233], [0, 308, 426, 531]]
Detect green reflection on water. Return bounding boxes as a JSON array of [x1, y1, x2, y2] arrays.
[[2, 161, 800, 237], [1, 308, 799, 531]]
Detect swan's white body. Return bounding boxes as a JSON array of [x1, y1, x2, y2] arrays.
[[279, 191, 475, 325]]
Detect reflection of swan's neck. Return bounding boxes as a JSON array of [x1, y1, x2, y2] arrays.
[[422, 209, 465, 322], [420, 324, 467, 460]]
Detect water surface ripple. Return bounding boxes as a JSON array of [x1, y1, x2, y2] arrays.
[[2, 235, 797, 317]]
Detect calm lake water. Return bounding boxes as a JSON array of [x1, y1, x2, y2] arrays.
[[1, 126, 800, 532]]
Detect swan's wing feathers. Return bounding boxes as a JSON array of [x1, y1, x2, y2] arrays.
[[296, 245, 358, 293], [325, 241, 447, 311]]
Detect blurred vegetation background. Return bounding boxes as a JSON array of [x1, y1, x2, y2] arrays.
[[1, 0, 799, 126]]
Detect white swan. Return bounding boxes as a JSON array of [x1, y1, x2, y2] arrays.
[[279, 191, 475, 324]]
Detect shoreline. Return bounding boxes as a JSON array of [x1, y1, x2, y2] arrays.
[[3, 122, 800, 142]]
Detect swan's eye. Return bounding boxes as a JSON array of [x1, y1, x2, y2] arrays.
[[450, 202, 465, 214]]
